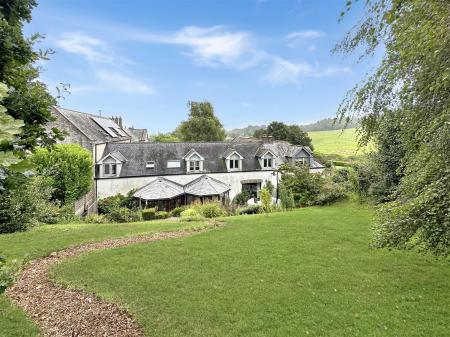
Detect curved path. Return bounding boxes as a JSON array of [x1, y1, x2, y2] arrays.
[[6, 227, 209, 337]]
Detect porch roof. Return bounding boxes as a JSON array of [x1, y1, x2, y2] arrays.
[[133, 177, 184, 201], [184, 175, 231, 197]]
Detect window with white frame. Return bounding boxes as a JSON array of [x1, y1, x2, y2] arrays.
[[104, 163, 117, 176], [227, 152, 242, 171], [146, 161, 155, 168], [189, 160, 201, 171], [262, 153, 274, 168]]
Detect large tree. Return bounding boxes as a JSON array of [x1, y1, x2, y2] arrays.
[[177, 101, 226, 141], [253, 121, 313, 149], [336, 0, 450, 255], [0, 0, 62, 159]]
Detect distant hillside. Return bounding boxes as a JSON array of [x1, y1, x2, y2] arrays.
[[308, 128, 370, 158], [226, 117, 358, 137], [227, 125, 265, 138], [301, 117, 358, 132]]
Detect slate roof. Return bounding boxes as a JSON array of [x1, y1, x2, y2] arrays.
[[184, 175, 231, 196], [98, 141, 323, 178], [133, 177, 184, 200], [53, 107, 131, 143], [125, 127, 148, 142], [134, 175, 230, 200]]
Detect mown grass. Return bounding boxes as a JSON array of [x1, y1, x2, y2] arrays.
[[52, 203, 450, 337], [309, 128, 364, 157], [0, 219, 207, 337]]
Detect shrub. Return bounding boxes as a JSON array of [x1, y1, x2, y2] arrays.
[[107, 207, 141, 223], [279, 163, 323, 206], [0, 256, 21, 293], [170, 206, 186, 217], [232, 191, 250, 206], [142, 208, 157, 221], [32, 144, 93, 204], [0, 176, 56, 233], [155, 211, 170, 219], [265, 180, 275, 196], [181, 208, 201, 218], [260, 188, 272, 213], [315, 180, 348, 205], [98, 191, 139, 215], [84, 214, 109, 224], [236, 205, 263, 215], [279, 185, 295, 210], [193, 202, 225, 218]]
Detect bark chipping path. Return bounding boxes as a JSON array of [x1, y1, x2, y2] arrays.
[[6, 228, 207, 337]]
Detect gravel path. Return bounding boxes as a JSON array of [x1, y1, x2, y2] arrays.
[[6, 227, 208, 337]]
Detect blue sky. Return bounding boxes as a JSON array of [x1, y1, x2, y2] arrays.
[[25, 0, 374, 133]]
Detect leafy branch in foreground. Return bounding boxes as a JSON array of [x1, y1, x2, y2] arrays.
[[336, 0, 450, 255]]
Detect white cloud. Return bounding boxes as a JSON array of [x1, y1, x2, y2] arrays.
[[55, 32, 153, 95], [125, 25, 261, 69], [95, 69, 154, 94], [284, 30, 324, 48], [264, 58, 312, 84], [56, 32, 132, 66], [264, 58, 351, 84]]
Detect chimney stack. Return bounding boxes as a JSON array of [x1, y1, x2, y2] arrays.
[[261, 135, 273, 143]]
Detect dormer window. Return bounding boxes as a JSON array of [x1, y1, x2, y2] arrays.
[[146, 161, 155, 168], [261, 151, 275, 169], [104, 163, 117, 176], [225, 151, 243, 171], [183, 149, 204, 173]]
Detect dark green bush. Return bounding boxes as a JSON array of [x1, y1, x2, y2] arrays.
[[170, 206, 186, 217], [98, 191, 138, 215], [142, 208, 157, 220], [236, 205, 263, 215], [232, 191, 250, 206], [0, 176, 55, 233], [107, 207, 141, 223]]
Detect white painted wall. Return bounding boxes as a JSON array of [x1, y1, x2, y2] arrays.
[[97, 170, 279, 200]]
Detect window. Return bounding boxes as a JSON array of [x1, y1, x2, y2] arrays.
[[298, 157, 309, 166], [189, 160, 201, 172], [146, 161, 155, 168], [229, 159, 239, 170], [263, 157, 273, 168], [104, 163, 117, 176], [167, 160, 181, 168]]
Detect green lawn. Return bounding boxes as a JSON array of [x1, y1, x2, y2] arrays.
[[0, 219, 207, 337], [309, 128, 364, 157], [51, 204, 450, 337]]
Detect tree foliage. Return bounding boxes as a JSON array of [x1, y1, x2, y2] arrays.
[[177, 101, 226, 141], [336, 0, 450, 255], [253, 121, 313, 149], [0, 83, 23, 167], [152, 132, 180, 142], [32, 144, 93, 204], [0, 0, 63, 158]]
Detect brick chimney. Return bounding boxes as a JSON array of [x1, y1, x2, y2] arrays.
[[261, 135, 273, 143]]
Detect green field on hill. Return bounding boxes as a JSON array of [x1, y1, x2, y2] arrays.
[[309, 128, 366, 157]]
